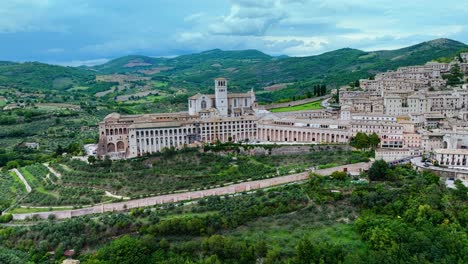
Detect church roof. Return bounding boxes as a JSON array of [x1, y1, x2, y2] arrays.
[[228, 93, 252, 98], [189, 93, 207, 99]]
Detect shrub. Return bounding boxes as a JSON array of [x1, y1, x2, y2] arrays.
[[0, 213, 13, 223]]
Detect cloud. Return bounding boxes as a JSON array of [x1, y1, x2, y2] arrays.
[[184, 12, 205, 22], [0, 0, 467, 62], [209, 0, 288, 36], [49, 58, 110, 67]]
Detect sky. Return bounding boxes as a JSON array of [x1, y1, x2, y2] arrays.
[[0, 0, 467, 66]]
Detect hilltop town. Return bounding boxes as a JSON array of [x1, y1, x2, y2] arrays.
[[0, 43, 467, 263], [99, 54, 468, 174]]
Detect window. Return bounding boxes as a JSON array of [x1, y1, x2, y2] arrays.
[[201, 100, 207, 109]]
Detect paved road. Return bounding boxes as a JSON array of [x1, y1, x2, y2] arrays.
[[320, 97, 331, 108], [11, 162, 370, 220], [12, 169, 32, 193], [411, 157, 468, 187]]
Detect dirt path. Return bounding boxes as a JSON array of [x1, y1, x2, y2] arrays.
[[43, 163, 62, 178], [105, 191, 129, 200], [11, 162, 370, 220], [12, 169, 32, 193]]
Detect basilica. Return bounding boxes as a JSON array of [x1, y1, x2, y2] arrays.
[[97, 78, 259, 159]]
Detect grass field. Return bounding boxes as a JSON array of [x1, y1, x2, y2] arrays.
[[0, 99, 6, 107], [270, 100, 323, 112]]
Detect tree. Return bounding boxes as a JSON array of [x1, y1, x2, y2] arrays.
[[93, 235, 151, 264], [351, 132, 369, 149], [320, 84, 327, 96], [369, 133, 380, 149], [330, 171, 347, 180], [56, 145, 64, 156], [368, 160, 389, 181], [88, 155, 96, 164], [295, 237, 314, 264], [354, 80, 360, 87]]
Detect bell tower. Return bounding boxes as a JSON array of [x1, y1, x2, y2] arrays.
[[215, 78, 228, 117]]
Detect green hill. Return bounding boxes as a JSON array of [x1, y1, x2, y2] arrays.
[[0, 61, 95, 91], [91, 55, 170, 73], [0, 38, 466, 97], [92, 38, 468, 91]]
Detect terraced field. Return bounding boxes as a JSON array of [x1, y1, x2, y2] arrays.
[[14, 164, 111, 207], [48, 148, 372, 198]]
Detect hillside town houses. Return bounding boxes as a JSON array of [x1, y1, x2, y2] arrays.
[[98, 59, 468, 170]]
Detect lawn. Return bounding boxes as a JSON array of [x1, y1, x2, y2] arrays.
[[270, 100, 323, 112], [0, 99, 6, 107]]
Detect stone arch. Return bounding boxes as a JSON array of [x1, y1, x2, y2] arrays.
[[119, 128, 123, 134], [117, 141, 125, 152], [107, 143, 116, 152]]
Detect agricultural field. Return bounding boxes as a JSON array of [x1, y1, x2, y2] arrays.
[[48, 147, 372, 198], [0, 171, 27, 211], [8, 164, 111, 209], [270, 100, 323, 112]]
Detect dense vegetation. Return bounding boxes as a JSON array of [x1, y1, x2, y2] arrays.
[[0, 164, 465, 263]]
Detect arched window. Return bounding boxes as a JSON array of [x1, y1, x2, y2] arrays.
[[201, 100, 207, 109]]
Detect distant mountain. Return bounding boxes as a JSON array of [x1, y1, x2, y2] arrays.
[[90, 49, 273, 74], [91, 55, 170, 73], [0, 38, 466, 97], [91, 38, 468, 92]]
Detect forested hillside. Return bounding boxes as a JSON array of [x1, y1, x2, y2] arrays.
[[0, 38, 466, 99], [0, 62, 95, 92], [92, 38, 468, 90]]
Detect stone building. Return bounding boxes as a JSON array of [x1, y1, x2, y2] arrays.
[[433, 148, 468, 167], [98, 78, 259, 159], [188, 78, 256, 117]]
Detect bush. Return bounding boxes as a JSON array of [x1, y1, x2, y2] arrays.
[[0, 213, 13, 223], [368, 160, 389, 181], [330, 171, 347, 180]]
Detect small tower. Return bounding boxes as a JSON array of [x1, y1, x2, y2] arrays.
[[215, 78, 228, 117]]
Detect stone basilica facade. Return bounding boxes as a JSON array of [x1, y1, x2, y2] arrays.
[[97, 78, 259, 159]]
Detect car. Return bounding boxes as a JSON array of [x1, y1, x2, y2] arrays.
[[424, 163, 430, 167]]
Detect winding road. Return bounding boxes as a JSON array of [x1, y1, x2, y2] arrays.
[[11, 162, 370, 220]]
